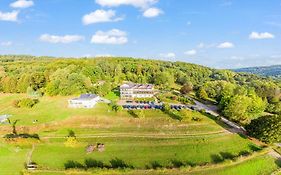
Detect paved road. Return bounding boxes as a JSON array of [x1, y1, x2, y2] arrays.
[[189, 98, 247, 134]]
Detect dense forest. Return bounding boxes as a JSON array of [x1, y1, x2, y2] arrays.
[[0, 55, 280, 143]]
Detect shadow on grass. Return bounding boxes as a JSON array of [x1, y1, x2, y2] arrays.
[[220, 152, 235, 160], [211, 152, 238, 164], [211, 154, 224, 163], [275, 159, 281, 168], [147, 161, 163, 169], [248, 143, 262, 152]]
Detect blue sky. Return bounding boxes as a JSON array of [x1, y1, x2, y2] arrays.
[[0, 0, 281, 68]]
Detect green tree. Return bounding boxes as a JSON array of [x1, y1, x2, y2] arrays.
[[223, 95, 252, 124], [246, 115, 281, 143], [154, 72, 174, 89], [196, 88, 208, 100]]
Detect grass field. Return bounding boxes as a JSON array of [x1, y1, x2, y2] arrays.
[[0, 93, 280, 175], [0, 141, 31, 175], [26, 154, 280, 175], [32, 134, 255, 169]]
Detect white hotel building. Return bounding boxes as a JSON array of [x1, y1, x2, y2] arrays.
[[120, 82, 155, 100]]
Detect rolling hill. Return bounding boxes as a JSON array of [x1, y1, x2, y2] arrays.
[[234, 65, 281, 78]]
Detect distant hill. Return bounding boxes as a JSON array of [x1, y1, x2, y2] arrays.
[[234, 65, 281, 78]]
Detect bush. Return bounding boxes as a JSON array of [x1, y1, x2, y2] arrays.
[[3, 133, 40, 140], [148, 161, 163, 169], [67, 130, 76, 138], [162, 104, 183, 121], [13, 98, 39, 108], [246, 115, 281, 143], [192, 116, 203, 122], [84, 158, 104, 169], [170, 159, 185, 168], [64, 160, 84, 170], [109, 158, 133, 169], [110, 103, 123, 112]]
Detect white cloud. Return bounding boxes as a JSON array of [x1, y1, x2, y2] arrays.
[[91, 29, 128, 45], [217, 42, 234, 49], [39, 34, 84, 44], [184, 49, 197, 56], [95, 54, 113, 57], [95, 0, 158, 9], [271, 55, 281, 58], [230, 56, 245, 60], [82, 9, 123, 25], [249, 32, 275, 39], [143, 8, 163, 18], [220, 1, 232, 6], [10, 0, 34, 9], [197, 43, 205, 49], [160, 52, 176, 59], [0, 41, 13, 46], [0, 11, 19, 22]]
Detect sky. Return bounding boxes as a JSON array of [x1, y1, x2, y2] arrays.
[[0, 0, 281, 68]]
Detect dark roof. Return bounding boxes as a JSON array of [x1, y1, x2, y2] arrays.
[[120, 83, 153, 90], [72, 94, 99, 101]]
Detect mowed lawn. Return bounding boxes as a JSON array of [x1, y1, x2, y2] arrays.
[[27, 152, 281, 175], [32, 134, 257, 170], [0, 94, 224, 136], [1, 93, 277, 175], [0, 142, 31, 175], [187, 154, 280, 175]]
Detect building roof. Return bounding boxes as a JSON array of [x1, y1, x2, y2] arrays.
[[120, 82, 154, 90], [71, 94, 99, 101], [0, 114, 10, 122]]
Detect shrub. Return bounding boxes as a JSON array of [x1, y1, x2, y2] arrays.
[[180, 83, 193, 94], [192, 116, 203, 122], [67, 130, 76, 138], [246, 115, 281, 143], [13, 98, 39, 108], [170, 159, 185, 168], [64, 160, 84, 170], [3, 133, 40, 140], [149, 161, 163, 169], [110, 103, 123, 112], [162, 104, 183, 121], [109, 158, 133, 169], [64, 137, 78, 147], [84, 158, 104, 169], [13, 100, 20, 108]]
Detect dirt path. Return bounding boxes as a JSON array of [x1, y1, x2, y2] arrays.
[[41, 130, 231, 139], [26, 144, 35, 165], [269, 149, 281, 175]]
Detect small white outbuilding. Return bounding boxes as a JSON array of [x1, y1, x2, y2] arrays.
[[68, 94, 100, 108]]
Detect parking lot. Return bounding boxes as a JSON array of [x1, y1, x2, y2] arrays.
[[119, 100, 191, 110]]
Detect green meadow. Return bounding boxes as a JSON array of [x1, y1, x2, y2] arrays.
[[0, 94, 280, 174]]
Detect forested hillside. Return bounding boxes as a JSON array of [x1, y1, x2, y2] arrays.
[[0, 55, 281, 142], [234, 65, 281, 78]]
